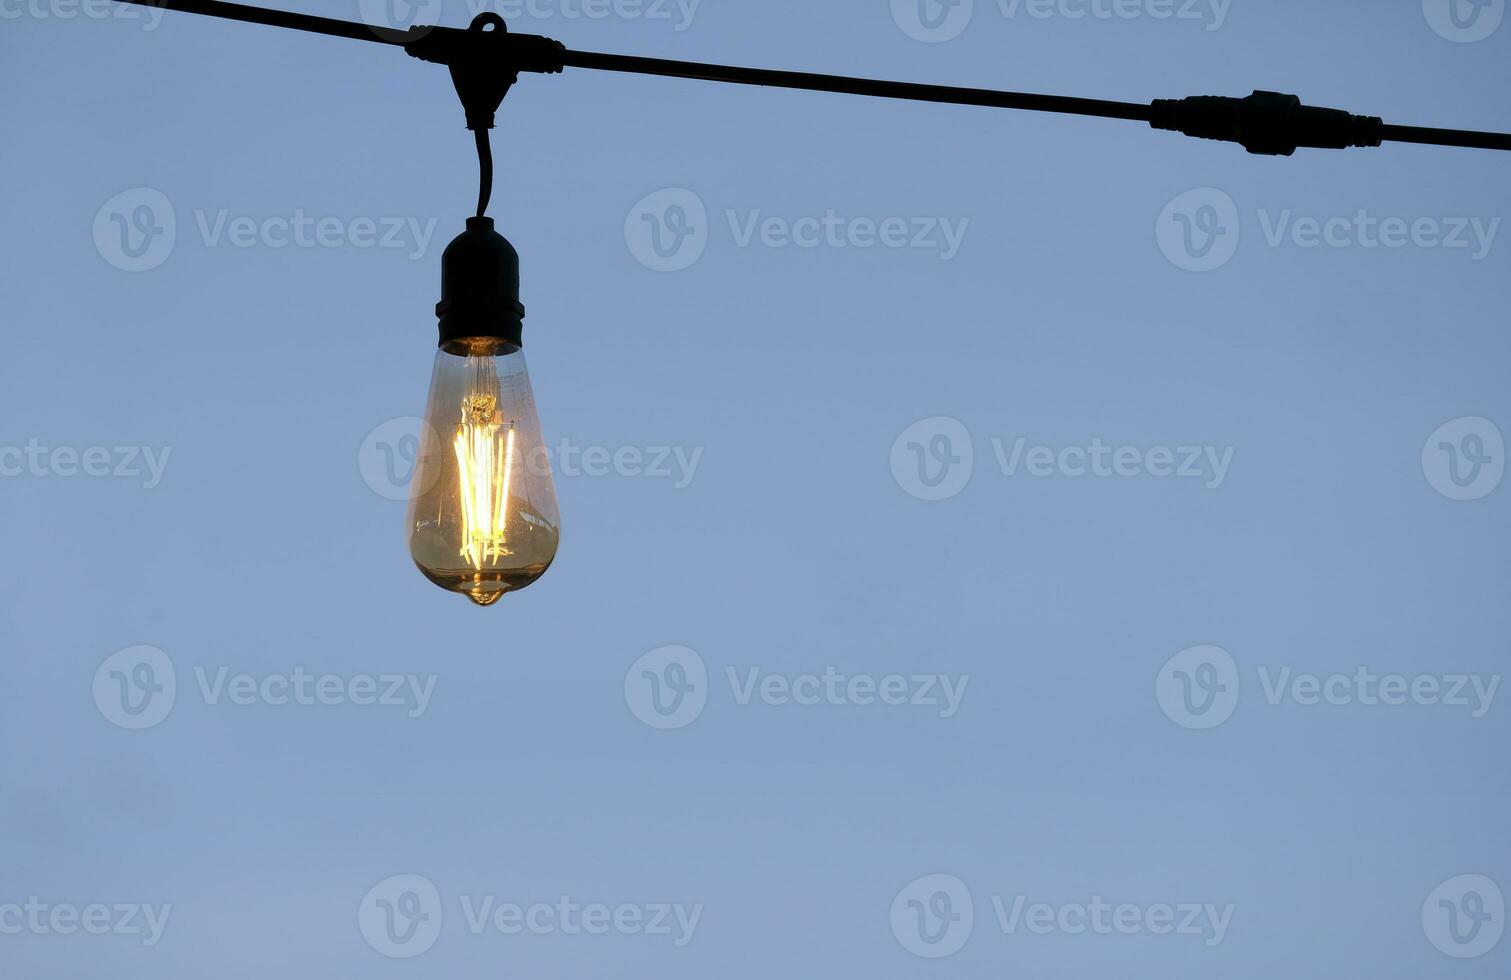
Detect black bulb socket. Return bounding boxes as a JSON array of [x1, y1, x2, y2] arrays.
[[435, 217, 525, 350]]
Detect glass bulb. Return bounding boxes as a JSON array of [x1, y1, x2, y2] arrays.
[[407, 338, 560, 606]]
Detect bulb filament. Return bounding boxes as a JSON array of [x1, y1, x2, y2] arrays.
[[453, 392, 517, 570]]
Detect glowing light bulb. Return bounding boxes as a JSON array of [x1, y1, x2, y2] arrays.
[[407, 339, 560, 606], [407, 216, 559, 605]]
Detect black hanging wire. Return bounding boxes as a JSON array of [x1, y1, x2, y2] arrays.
[[475, 128, 493, 218]]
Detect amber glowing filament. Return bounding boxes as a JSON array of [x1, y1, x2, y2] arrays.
[[452, 393, 517, 570]]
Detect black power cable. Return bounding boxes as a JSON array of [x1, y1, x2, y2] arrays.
[[109, 0, 1511, 156], [474, 129, 493, 219], [556, 49, 1153, 123]]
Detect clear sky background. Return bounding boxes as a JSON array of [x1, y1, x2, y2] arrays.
[[2, 0, 1509, 975]]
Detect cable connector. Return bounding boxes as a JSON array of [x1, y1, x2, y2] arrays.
[[1149, 90, 1383, 156], [404, 14, 566, 130]]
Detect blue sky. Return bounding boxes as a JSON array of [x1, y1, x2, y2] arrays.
[[2, 0, 1509, 976]]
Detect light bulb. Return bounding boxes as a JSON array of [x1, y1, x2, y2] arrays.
[[407, 216, 559, 606], [408, 338, 559, 605]]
